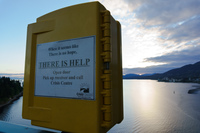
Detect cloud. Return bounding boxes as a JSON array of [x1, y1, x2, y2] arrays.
[[133, 0, 200, 26], [123, 45, 200, 74], [0, 73, 24, 80], [96, 0, 200, 73], [145, 45, 200, 68], [123, 64, 176, 74], [99, 0, 200, 25], [97, 0, 133, 17], [162, 16, 200, 43]]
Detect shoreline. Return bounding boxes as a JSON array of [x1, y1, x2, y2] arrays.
[[123, 79, 200, 84], [188, 86, 200, 94], [0, 92, 23, 108]]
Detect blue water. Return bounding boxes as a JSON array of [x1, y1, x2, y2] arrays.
[[0, 80, 200, 133]]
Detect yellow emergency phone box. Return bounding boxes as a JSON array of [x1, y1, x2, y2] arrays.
[[22, 1, 123, 133]]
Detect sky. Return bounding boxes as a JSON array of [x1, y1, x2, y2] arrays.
[[0, 0, 200, 79]]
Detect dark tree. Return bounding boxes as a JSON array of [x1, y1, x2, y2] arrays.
[[0, 77, 23, 104]]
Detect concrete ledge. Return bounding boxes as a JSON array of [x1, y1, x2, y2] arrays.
[[0, 121, 55, 133]]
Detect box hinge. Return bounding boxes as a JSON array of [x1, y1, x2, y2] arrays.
[[101, 105, 111, 127], [100, 10, 112, 128]]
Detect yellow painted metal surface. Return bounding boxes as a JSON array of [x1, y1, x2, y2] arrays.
[[23, 2, 123, 133]]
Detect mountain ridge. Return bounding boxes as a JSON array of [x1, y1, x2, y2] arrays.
[[123, 61, 200, 82]]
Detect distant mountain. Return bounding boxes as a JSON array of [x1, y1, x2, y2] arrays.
[[124, 61, 200, 81], [149, 61, 200, 80], [123, 73, 154, 79], [142, 73, 156, 76], [123, 74, 140, 79]]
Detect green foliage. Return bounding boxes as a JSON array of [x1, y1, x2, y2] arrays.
[[0, 77, 23, 103]]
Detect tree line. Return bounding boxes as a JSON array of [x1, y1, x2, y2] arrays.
[[0, 77, 23, 104]]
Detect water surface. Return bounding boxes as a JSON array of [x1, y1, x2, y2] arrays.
[[0, 80, 200, 133], [109, 80, 200, 133]]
